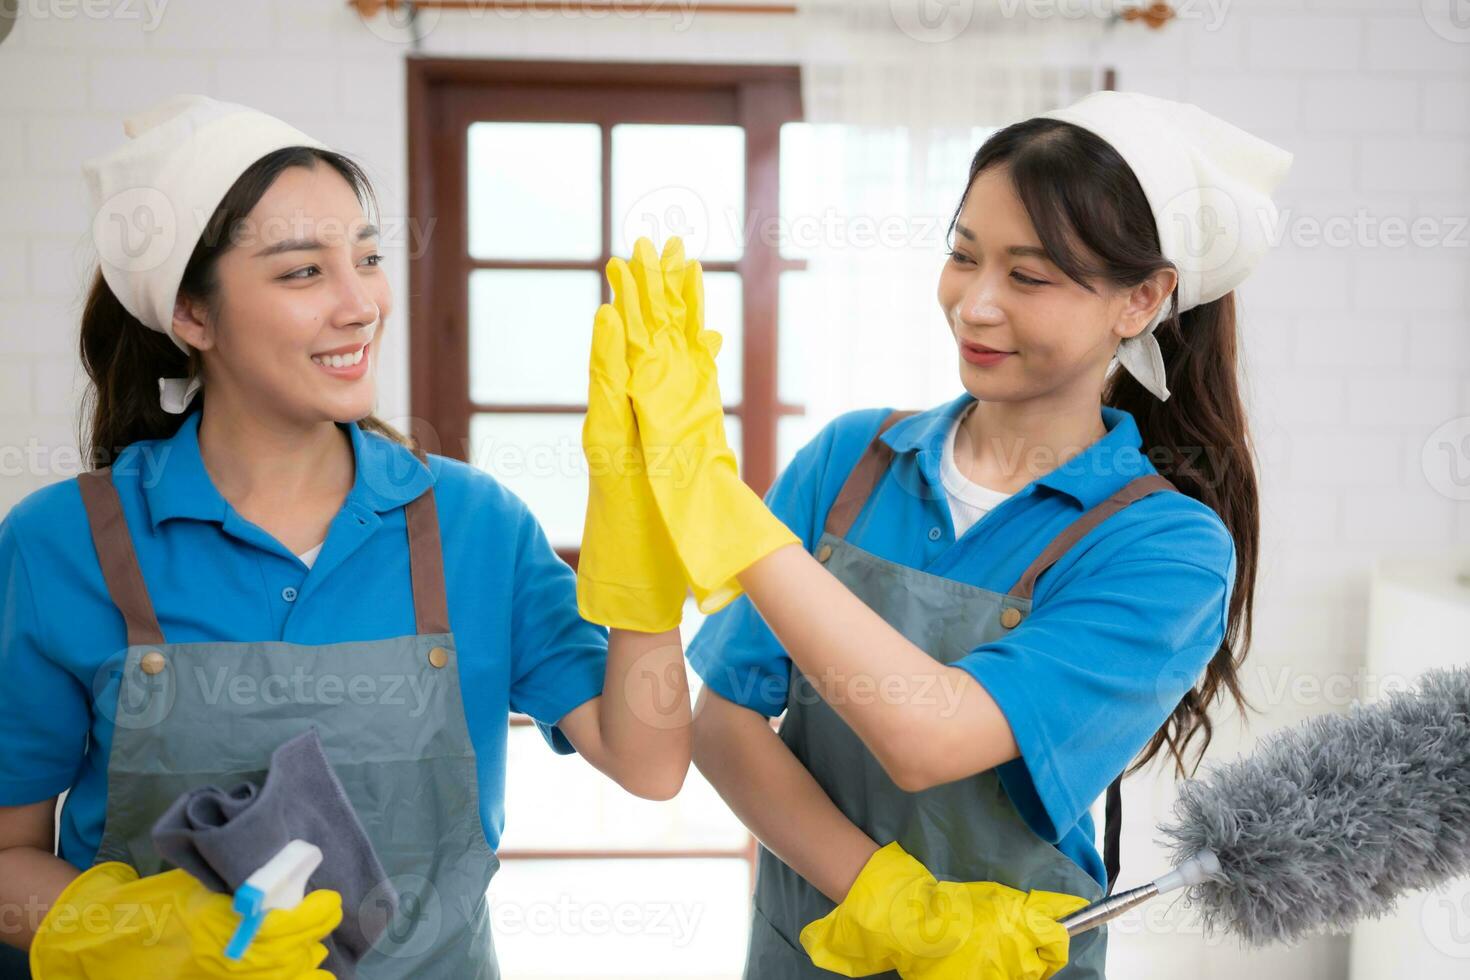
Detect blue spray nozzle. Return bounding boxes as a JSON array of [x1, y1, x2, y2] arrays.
[[222, 839, 324, 961], [224, 884, 267, 960]]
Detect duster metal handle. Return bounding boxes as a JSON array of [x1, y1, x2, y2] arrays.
[[1057, 848, 1221, 937]]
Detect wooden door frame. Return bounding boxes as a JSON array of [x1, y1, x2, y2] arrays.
[[406, 58, 803, 505]]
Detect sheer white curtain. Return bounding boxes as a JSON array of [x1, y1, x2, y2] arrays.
[[785, 0, 1107, 437]]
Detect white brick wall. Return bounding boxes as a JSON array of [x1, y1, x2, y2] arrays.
[[1102, 8, 1470, 979], [0, 3, 1467, 979], [0, 0, 806, 502]]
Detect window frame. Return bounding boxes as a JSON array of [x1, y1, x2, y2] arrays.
[[407, 58, 805, 567], [407, 57, 803, 898]]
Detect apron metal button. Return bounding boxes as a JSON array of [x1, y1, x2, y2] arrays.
[[816, 544, 833, 563], [428, 646, 450, 668], [1000, 607, 1023, 629], [139, 650, 166, 675]]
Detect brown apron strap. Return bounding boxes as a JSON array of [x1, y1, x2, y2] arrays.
[[1003, 471, 1180, 898], [405, 449, 451, 635], [820, 417, 1172, 896], [79, 451, 450, 641], [1008, 473, 1178, 603], [823, 410, 920, 539], [77, 468, 166, 648]]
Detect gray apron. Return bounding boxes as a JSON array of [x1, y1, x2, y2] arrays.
[[745, 411, 1178, 980], [74, 449, 500, 979]]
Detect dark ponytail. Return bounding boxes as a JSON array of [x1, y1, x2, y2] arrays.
[[950, 118, 1258, 780], [80, 146, 412, 468], [1105, 294, 1257, 779], [78, 267, 197, 466]]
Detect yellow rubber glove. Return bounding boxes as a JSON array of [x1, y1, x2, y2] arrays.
[[576, 290, 686, 632], [902, 882, 1090, 980], [31, 861, 342, 979], [799, 842, 1089, 980], [611, 235, 799, 614]]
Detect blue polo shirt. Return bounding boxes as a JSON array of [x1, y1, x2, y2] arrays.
[[0, 408, 608, 870], [688, 392, 1236, 891]]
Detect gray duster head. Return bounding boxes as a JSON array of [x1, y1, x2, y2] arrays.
[[1158, 664, 1470, 946]]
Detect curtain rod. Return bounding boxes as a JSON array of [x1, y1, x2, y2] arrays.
[[348, 0, 1176, 27], [349, 0, 797, 15]]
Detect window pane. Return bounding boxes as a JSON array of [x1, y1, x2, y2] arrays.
[[678, 594, 710, 644], [777, 270, 813, 406], [777, 121, 813, 261], [502, 689, 748, 852], [724, 417, 743, 475], [612, 125, 745, 261], [778, 414, 825, 474], [468, 415, 744, 553], [468, 270, 739, 408], [779, 122, 1003, 262], [468, 122, 601, 261], [489, 858, 748, 978], [469, 270, 601, 406], [469, 413, 586, 551], [779, 122, 915, 263], [703, 271, 743, 404]]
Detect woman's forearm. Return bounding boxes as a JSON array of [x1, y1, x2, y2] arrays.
[[736, 544, 1018, 791], [597, 626, 692, 800], [0, 846, 77, 950], [0, 799, 75, 949], [691, 686, 878, 903]]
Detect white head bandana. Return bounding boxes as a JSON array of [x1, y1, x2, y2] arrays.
[[81, 95, 330, 414], [1038, 91, 1293, 401]]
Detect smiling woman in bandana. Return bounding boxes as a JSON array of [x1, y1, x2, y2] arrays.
[[0, 95, 692, 979], [593, 92, 1292, 979]]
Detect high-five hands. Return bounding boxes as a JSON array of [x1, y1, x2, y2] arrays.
[[576, 239, 689, 633], [577, 236, 799, 629]]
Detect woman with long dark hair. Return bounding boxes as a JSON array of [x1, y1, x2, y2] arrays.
[[0, 95, 691, 978], [603, 91, 1290, 978]]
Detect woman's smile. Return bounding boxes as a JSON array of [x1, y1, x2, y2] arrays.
[[960, 341, 1014, 366], [310, 340, 371, 379]]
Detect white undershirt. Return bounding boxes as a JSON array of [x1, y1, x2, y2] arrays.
[[296, 541, 325, 568], [940, 408, 1014, 539]]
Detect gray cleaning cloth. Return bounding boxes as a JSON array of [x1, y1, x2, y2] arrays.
[[151, 727, 397, 978]]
